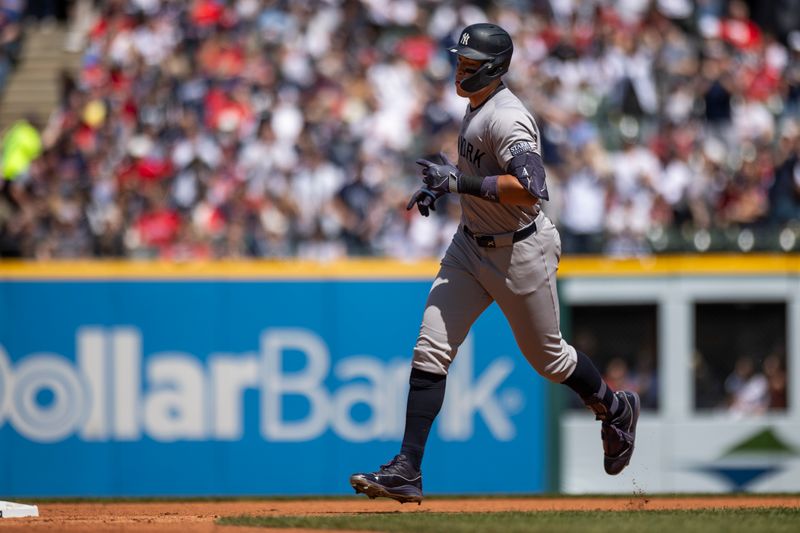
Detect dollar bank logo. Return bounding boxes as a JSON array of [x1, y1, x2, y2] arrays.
[[0, 328, 522, 444], [696, 428, 798, 490]]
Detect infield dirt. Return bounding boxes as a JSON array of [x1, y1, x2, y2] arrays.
[[0, 496, 797, 532]]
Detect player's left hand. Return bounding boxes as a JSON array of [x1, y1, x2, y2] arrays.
[[406, 187, 442, 217], [416, 152, 460, 194]]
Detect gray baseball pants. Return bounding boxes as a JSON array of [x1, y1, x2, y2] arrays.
[[411, 212, 578, 382]]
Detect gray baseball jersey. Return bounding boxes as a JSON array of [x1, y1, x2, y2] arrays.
[[411, 85, 578, 383], [458, 86, 542, 234]]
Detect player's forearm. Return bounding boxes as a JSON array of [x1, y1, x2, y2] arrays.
[[456, 173, 540, 206], [455, 150, 548, 206], [497, 174, 540, 206]]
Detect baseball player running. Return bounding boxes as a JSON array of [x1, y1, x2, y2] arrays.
[[350, 23, 640, 504]]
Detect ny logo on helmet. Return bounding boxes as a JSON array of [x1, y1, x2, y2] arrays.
[[460, 32, 470, 45]]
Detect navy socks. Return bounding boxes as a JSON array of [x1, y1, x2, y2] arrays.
[[562, 351, 621, 420], [400, 368, 447, 471]]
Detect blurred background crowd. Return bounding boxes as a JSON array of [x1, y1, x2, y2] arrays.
[[2, 0, 800, 260]]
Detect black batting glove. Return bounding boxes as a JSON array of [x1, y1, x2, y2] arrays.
[[415, 152, 461, 194], [406, 187, 442, 217]]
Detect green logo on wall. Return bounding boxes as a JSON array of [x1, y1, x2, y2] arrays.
[[698, 428, 797, 491]]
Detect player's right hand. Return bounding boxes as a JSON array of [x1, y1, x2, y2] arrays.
[[406, 187, 441, 217], [415, 152, 460, 193]]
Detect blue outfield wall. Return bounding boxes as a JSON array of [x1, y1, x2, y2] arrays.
[[0, 278, 549, 497]]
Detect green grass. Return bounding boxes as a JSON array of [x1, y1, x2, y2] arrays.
[[218, 508, 800, 532]]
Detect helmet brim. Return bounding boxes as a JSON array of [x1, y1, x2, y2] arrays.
[[448, 45, 493, 61]]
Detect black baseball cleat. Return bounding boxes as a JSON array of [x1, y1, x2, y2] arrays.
[[350, 454, 423, 504], [601, 391, 640, 475]]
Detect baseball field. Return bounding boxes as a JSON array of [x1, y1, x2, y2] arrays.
[[0, 495, 797, 532]]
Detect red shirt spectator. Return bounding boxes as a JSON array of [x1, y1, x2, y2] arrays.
[[191, 0, 223, 29], [719, 0, 762, 51], [395, 35, 436, 70], [134, 208, 181, 248]]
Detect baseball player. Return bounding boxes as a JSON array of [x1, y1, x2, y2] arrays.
[[350, 23, 640, 504]]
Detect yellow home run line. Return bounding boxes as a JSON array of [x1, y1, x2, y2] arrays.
[[0, 255, 798, 280], [560, 254, 800, 277], [0, 259, 440, 280]]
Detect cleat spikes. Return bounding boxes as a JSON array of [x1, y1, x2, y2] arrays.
[[349, 455, 424, 504]]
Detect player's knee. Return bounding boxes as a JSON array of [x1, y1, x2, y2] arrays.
[[532, 343, 577, 383], [412, 329, 455, 375]]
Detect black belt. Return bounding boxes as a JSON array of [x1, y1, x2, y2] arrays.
[[463, 221, 537, 248]]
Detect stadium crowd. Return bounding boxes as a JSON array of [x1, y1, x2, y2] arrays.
[[1, 0, 800, 260]]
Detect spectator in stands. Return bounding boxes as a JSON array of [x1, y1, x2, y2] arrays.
[[763, 352, 788, 410], [334, 161, 381, 256], [24, 0, 56, 26], [786, 32, 800, 116], [1, 113, 41, 183], [600, 352, 658, 410], [632, 351, 658, 409], [768, 119, 800, 224], [724, 355, 769, 416], [557, 140, 610, 254], [694, 351, 725, 410], [603, 357, 638, 394], [0, 5, 24, 95]]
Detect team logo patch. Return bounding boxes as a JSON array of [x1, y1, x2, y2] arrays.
[[460, 32, 470, 45], [509, 140, 536, 157]]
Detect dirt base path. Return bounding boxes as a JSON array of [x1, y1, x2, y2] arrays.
[[0, 496, 798, 532]]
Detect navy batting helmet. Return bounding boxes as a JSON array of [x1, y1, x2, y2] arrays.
[[449, 23, 513, 92]]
